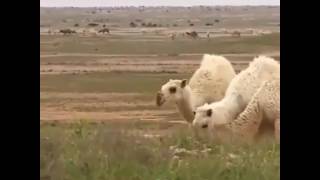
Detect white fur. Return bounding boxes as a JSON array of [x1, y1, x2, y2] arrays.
[[157, 54, 236, 123], [193, 56, 280, 134], [189, 54, 236, 110], [229, 77, 280, 142]]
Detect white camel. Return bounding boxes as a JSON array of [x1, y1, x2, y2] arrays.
[[156, 54, 236, 123]]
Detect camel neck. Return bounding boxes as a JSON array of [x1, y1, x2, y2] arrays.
[[176, 86, 194, 123], [221, 94, 244, 123]]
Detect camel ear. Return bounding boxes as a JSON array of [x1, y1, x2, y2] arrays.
[[181, 79, 187, 88]]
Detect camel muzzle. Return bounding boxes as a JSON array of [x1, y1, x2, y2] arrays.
[[156, 91, 165, 106]]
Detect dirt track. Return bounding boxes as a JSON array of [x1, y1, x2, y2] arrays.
[[40, 52, 279, 75]]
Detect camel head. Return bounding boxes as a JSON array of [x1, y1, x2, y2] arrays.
[[192, 103, 214, 129], [156, 79, 188, 106], [192, 102, 232, 139], [193, 93, 244, 130]]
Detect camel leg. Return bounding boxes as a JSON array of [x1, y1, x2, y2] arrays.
[[231, 98, 263, 143]]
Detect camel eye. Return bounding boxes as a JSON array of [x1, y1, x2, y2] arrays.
[[169, 87, 176, 93], [206, 109, 212, 117], [193, 111, 196, 115]]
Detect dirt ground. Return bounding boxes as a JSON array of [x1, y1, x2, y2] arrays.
[[40, 53, 279, 125], [40, 6, 279, 125], [41, 55, 245, 74]]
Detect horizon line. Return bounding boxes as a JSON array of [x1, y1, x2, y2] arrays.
[[40, 5, 280, 8]]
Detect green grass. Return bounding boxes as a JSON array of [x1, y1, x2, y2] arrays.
[[41, 72, 190, 94], [40, 33, 279, 55], [40, 121, 280, 180]]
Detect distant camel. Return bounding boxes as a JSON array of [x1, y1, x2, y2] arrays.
[[232, 31, 241, 37], [98, 28, 110, 34], [185, 31, 198, 39], [59, 29, 76, 35]]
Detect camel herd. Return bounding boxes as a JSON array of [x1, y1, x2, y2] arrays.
[[46, 28, 111, 36], [168, 30, 243, 40], [44, 27, 273, 42], [45, 28, 246, 40]]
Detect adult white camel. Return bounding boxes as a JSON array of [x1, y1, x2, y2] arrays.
[[156, 54, 236, 123]]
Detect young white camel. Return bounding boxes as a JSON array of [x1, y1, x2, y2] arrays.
[[193, 77, 280, 143], [156, 54, 236, 123], [226, 77, 280, 143], [192, 56, 280, 142]]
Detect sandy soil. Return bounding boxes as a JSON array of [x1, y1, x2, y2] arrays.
[[40, 52, 279, 124], [40, 53, 279, 75], [40, 92, 184, 123]]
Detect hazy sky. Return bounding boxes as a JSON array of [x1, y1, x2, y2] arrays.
[[40, 0, 280, 7]]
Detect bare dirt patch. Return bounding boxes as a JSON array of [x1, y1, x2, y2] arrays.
[[41, 92, 182, 123], [40, 53, 279, 75]]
